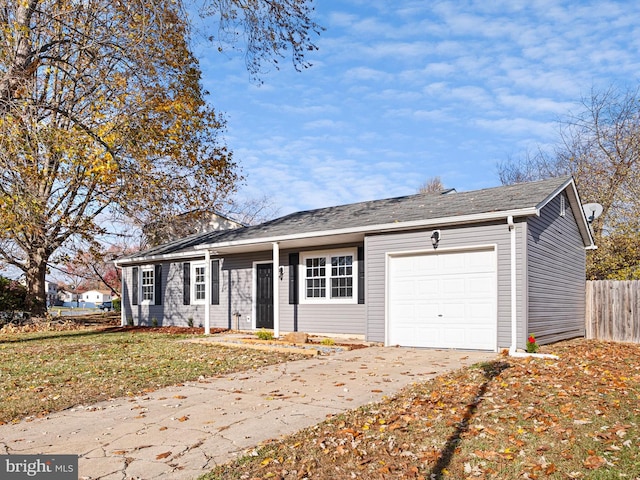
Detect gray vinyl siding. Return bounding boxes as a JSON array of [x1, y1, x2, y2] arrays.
[[365, 221, 527, 348], [121, 245, 366, 334], [123, 260, 206, 327], [279, 246, 366, 335], [526, 192, 586, 344], [218, 251, 272, 330]]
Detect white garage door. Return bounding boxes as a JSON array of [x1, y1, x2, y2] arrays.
[[388, 248, 496, 350]]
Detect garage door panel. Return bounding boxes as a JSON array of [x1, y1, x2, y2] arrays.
[[439, 253, 466, 272], [467, 302, 493, 318], [441, 302, 465, 317], [391, 281, 415, 299], [388, 249, 496, 351], [466, 276, 494, 296], [416, 278, 438, 295], [441, 278, 465, 296]]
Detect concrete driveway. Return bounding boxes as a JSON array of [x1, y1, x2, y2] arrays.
[[0, 346, 496, 480]]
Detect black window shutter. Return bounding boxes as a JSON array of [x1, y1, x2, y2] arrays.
[[289, 253, 299, 304], [154, 264, 162, 305], [132, 267, 139, 305], [357, 246, 365, 304], [211, 259, 220, 305], [183, 262, 190, 305]]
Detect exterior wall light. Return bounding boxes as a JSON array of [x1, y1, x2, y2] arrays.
[[431, 230, 441, 249]]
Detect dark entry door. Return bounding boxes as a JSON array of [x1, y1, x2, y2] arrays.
[[256, 263, 274, 329]]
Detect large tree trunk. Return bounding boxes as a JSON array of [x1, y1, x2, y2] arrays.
[[24, 248, 49, 316]]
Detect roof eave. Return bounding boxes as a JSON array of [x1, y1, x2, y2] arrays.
[[537, 177, 595, 249], [193, 207, 540, 251], [114, 249, 208, 266]]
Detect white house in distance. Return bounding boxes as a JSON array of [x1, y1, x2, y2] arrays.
[[44, 281, 58, 307], [80, 290, 112, 307]]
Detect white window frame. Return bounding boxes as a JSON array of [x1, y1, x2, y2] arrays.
[[141, 266, 155, 305], [299, 249, 357, 304], [191, 262, 206, 305]]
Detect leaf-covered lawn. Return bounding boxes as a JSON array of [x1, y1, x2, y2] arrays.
[[0, 327, 308, 424], [203, 339, 640, 479]]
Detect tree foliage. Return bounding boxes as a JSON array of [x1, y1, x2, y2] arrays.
[[498, 86, 640, 279], [418, 176, 446, 194], [0, 0, 321, 314], [0, 276, 27, 313]]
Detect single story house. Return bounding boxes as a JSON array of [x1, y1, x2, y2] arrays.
[[115, 176, 595, 352]]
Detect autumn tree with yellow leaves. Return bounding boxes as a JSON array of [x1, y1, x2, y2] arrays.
[[0, 0, 321, 315], [498, 86, 640, 280]]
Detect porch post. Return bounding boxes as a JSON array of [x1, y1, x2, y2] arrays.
[[272, 242, 280, 338], [204, 249, 211, 335]]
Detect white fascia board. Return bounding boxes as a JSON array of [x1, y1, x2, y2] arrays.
[[193, 207, 540, 251], [537, 177, 595, 249], [114, 249, 206, 266], [535, 177, 574, 211], [566, 180, 596, 249]]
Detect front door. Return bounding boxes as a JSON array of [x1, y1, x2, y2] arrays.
[[255, 263, 274, 329]]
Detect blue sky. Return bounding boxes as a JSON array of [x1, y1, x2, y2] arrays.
[[198, 0, 640, 217]]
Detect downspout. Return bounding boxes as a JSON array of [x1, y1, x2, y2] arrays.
[[272, 242, 280, 338], [113, 261, 125, 327], [507, 216, 558, 360], [204, 249, 211, 335]]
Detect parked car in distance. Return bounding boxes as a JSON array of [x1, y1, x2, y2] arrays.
[[96, 301, 112, 311]]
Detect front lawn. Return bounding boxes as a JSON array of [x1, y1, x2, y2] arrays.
[[0, 327, 308, 424], [203, 339, 640, 479]]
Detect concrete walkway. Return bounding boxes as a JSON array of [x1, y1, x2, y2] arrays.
[[0, 346, 496, 480]]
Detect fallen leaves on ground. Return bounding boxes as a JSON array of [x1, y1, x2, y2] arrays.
[[203, 339, 640, 479], [0, 327, 309, 423]]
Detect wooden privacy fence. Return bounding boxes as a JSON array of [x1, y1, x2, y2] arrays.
[[586, 280, 640, 343]]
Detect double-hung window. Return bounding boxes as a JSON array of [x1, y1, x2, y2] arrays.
[[192, 263, 206, 304], [141, 267, 155, 304], [301, 250, 356, 303], [330, 255, 353, 298]]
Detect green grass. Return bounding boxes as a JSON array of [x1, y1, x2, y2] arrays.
[[0, 327, 307, 423]]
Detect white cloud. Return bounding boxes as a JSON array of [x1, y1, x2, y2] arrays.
[[201, 0, 640, 217]]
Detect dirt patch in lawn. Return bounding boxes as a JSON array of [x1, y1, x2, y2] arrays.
[[203, 338, 640, 480]]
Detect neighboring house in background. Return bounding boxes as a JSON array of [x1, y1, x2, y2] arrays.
[[44, 281, 59, 306], [116, 177, 595, 352], [79, 290, 112, 308], [58, 289, 80, 306]]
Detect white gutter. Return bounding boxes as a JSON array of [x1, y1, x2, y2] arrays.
[[507, 216, 559, 360], [115, 250, 208, 266]]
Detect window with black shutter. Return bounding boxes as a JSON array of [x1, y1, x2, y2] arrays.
[[289, 253, 299, 304], [211, 259, 220, 305], [154, 264, 162, 305], [183, 262, 190, 305], [132, 266, 139, 305]]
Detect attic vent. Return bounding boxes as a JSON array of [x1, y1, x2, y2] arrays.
[[560, 196, 566, 217]]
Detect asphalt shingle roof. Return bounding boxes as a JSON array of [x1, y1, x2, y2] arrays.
[[122, 176, 572, 260]]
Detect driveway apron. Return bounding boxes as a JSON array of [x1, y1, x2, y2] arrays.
[[0, 346, 496, 479]]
